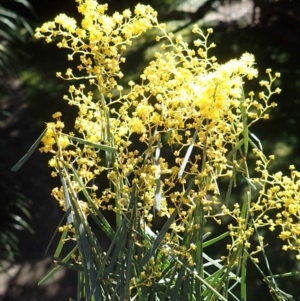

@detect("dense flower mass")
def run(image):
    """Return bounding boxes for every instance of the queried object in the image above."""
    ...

[35,1,300,287]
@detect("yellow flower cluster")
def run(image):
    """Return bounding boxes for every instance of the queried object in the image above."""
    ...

[251,153,300,258]
[35,0,157,93]
[35,0,300,265]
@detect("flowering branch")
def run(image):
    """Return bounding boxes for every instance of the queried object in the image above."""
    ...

[24,0,299,300]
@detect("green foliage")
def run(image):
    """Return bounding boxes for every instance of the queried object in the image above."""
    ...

[0,0,34,266]
[0,161,33,264]
[0,0,34,70]
[12,0,300,300]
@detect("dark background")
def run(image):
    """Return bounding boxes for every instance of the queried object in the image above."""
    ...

[1,0,300,300]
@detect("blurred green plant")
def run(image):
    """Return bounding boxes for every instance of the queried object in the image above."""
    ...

[0,0,34,266]
[0,162,33,263]
[12,0,300,300]
[0,0,34,70]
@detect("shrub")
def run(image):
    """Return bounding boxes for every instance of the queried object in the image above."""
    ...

[13,1,299,300]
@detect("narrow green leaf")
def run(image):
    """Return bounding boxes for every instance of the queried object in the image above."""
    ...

[102,186,138,279]
[54,226,69,258]
[154,135,161,211]
[77,213,101,300]
[56,261,84,272]
[59,189,73,226]
[249,132,263,151]
[178,127,199,179]
[38,245,78,285]
[171,259,188,300]
[59,166,74,224]
[140,208,178,267]
[38,266,61,286]
[64,133,116,152]
[266,271,300,278]
[201,268,225,298]
[94,221,123,280]
[11,128,47,171]
[124,230,135,300]
[226,139,244,160]
[240,249,247,301]
[243,175,257,191]
[70,163,115,240]
[240,88,249,155]
[202,231,229,248]
[61,163,102,301]
[173,256,228,301]
[203,252,238,279]
[44,210,70,257]
[225,174,234,206]
[225,139,243,205]
[249,137,268,163]
[194,202,205,299]
[76,216,100,300]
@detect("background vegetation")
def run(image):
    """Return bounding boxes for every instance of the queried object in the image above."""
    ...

[1,0,300,300]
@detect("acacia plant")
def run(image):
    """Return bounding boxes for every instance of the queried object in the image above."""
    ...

[13,0,300,300]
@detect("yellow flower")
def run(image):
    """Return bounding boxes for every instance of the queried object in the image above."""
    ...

[131,117,145,134]
[49,158,57,167]
[57,135,70,149]
[190,243,196,250]
[54,14,77,33]
[279,231,291,241]
[36,1,297,265]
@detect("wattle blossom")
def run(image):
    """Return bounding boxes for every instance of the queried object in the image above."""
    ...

[33,1,299,299]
